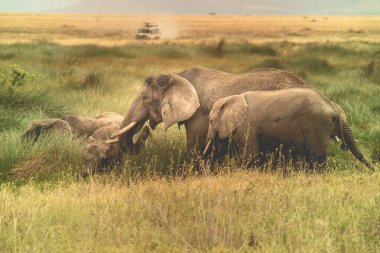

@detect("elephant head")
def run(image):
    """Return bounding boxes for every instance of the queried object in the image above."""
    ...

[82,124,121,177]
[82,125,151,177]
[331,102,373,169]
[204,95,248,155]
[111,73,200,151]
[83,135,119,174]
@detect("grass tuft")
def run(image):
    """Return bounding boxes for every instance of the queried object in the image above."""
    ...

[362,60,374,77]
[290,57,336,75]
[67,70,104,90]
[206,38,226,57]
[0,90,67,126]
[249,44,278,56]
[302,44,353,57]
[74,44,135,58]
[254,59,283,69]
[0,52,15,60]
[365,60,380,82]
[8,134,84,180]
[154,44,190,59]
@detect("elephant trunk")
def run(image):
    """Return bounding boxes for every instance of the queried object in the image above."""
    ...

[339,119,373,169]
[203,126,216,156]
[118,97,149,152]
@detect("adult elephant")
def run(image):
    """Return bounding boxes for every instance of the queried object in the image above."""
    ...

[203,88,373,169]
[111,66,307,153]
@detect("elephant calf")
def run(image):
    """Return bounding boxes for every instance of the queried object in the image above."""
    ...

[82,125,151,177]
[22,112,124,141]
[204,88,373,169]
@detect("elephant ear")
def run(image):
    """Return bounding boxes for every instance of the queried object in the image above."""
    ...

[216,95,248,139]
[159,74,200,129]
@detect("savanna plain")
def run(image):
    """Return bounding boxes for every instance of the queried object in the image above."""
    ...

[0,14,379,252]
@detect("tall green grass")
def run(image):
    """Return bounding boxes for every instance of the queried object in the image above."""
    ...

[0,130,84,181]
[0,40,379,181]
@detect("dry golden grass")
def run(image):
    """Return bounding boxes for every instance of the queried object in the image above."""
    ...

[1,170,379,252]
[1,14,380,45]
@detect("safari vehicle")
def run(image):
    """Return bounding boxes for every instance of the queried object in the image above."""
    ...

[135,22,161,40]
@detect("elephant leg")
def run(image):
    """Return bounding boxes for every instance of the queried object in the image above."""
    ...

[184,107,209,154]
[240,132,260,168]
[304,131,329,170]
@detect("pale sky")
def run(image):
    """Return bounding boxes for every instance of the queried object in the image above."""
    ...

[0,0,379,15]
[0,0,81,12]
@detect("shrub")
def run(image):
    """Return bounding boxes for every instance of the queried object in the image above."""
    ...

[0,65,66,126]
[0,65,36,92]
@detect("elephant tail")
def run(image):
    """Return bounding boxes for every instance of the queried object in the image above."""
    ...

[335,117,373,169]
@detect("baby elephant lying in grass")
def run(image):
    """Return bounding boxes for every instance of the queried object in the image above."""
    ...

[204,88,373,169]
[82,125,151,177]
[22,112,124,141]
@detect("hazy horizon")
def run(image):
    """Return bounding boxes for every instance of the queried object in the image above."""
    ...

[0,0,380,15]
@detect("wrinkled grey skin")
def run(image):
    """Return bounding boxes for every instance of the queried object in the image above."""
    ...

[82,125,151,177]
[21,119,72,141]
[117,66,307,154]
[22,112,124,141]
[206,88,373,169]
[83,123,121,175]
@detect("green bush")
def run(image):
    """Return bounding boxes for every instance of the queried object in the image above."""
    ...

[0,64,36,92]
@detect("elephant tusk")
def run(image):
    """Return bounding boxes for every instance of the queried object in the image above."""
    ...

[111,122,137,138]
[104,139,119,144]
[203,139,212,156]
[335,136,340,142]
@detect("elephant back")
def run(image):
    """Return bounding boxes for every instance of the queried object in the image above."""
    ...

[178,66,308,111]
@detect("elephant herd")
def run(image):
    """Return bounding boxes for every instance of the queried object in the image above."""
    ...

[22,66,373,175]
